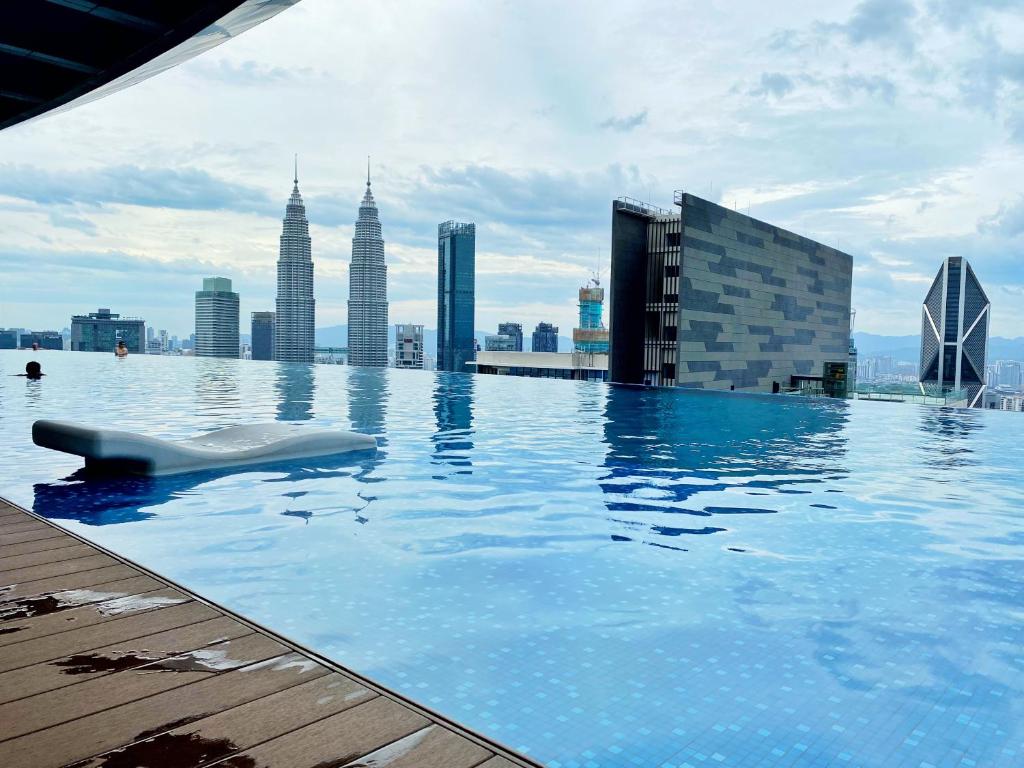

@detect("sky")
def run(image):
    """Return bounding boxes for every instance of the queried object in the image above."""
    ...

[1,0,1023,340]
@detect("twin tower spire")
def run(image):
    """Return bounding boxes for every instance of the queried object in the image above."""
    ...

[273,155,387,366]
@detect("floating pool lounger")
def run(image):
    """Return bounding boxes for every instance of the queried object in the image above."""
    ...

[32,420,376,477]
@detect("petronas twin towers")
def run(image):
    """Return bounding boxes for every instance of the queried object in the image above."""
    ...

[273,157,388,366]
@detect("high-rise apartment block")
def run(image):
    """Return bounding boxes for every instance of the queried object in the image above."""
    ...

[348,165,388,367]
[532,322,559,353]
[275,162,315,363]
[194,277,239,358]
[18,331,63,350]
[251,311,275,361]
[71,308,145,353]
[437,221,476,372]
[573,279,610,354]
[497,322,523,352]
[919,256,990,407]
[394,324,423,369]
[610,192,853,393]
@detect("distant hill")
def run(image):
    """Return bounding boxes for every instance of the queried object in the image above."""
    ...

[317,325,575,353]
[854,332,1024,361]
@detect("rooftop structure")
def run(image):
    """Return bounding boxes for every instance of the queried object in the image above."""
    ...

[469,350,608,381]
[919,256,990,408]
[610,191,853,393]
[348,160,389,367]
[274,160,315,364]
[0,1,300,132]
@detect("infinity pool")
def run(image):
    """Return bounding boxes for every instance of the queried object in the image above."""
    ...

[1,350,1022,767]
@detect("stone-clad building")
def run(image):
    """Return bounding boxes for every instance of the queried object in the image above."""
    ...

[610,192,853,392]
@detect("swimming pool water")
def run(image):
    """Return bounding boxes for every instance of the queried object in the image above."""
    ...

[1,350,1022,767]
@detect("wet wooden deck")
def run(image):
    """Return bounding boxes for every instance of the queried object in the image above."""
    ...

[0,498,540,768]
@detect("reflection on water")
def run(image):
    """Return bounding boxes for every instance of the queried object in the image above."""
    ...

[194,359,241,420]
[275,363,315,422]
[431,373,474,476]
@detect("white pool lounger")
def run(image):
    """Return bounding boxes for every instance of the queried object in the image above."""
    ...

[32,419,377,476]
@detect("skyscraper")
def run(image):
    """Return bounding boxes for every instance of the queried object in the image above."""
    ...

[347,160,388,367]
[497,322,523,351]
[437,221,476,372]
[251,311,275,361]
[195,277,239,358]
[573,279,609,353]
[532,322,559,353]
[70,308,145,353]
[919,256,990,407]
[274,159,314,363]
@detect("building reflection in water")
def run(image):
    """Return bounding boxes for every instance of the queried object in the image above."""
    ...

[917,408,982,474]
[431,372,474,477]
[275,363,315,422]
[600,386,849,548]
[345,366,388,494]
[194,359,241,420]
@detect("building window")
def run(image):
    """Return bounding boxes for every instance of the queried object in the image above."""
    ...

[664,293,678,304]
[666,232,681,247]
[665,264,679,277]
[662,363,676,380]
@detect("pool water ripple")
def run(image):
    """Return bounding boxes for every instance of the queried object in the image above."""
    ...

[1,351,1022,767]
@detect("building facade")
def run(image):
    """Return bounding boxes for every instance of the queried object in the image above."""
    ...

[251,311,275,361]
[0,329,17,349]
[18,331,63,350]
[610,192,853,392]
[573,279,610,353]
[919,256,990,408]
[531,322,559,353]
[497,322,523,351]
[274,164,315,363]
[348,166,389,367]
[394,324,424,369]
[71,308,145,353]
[194,277,239,358]
[469,351,608,381]
[485,334,518,352]
[437,221,476,372]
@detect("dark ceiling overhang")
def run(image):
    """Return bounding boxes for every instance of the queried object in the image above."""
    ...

[0,1,297,131]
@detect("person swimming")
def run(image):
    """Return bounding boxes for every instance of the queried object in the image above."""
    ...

[18,361,44,379]
[115,340,129,358]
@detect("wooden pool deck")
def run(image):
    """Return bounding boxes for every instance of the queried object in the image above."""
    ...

[0,498,541,768]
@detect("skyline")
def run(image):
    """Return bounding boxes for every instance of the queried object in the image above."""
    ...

[0,0,1022,338]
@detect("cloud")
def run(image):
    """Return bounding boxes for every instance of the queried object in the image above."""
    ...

[821,0,919,55]
[749,73,796,99]
[978,197,1024,236]
[927,0,1020,30]
[0,164,275,216]
[598,110,648,132]
[190,59,320,86]
[48,210,98,235]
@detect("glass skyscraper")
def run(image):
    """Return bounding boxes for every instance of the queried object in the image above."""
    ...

[70,308,145,353]
[274,162,315,363]
[251,311,275,361]
[347,164,388,367]
[497,322,523,351]
[919,256,990,407]
[195,277,239,358]
[436,221,475,373]
[531,322,559,353]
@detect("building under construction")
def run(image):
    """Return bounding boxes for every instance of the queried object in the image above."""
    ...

[573,279,610,354]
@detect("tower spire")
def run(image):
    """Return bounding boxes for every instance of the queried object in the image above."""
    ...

[293,153,298,186]
[367,155,371,188]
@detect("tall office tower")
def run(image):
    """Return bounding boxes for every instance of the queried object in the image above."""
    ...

[437,221,476,372]
[347,162,388,366]
[485,333,517,352]
[497,322,523,351]
[251,311,275,361]
[195,277,240,358]
[532,322,559,353]
[573,278,610,353]
[71,308,145,353]
[919,256,990,407]
[610,192,853,394]
[394,323,423,369]
[274,160,315,363]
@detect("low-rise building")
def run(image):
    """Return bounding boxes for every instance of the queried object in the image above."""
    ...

[395,323,424,369]
[71,309,145,353]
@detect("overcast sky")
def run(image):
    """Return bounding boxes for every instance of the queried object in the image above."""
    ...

[1,0,1022,339]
